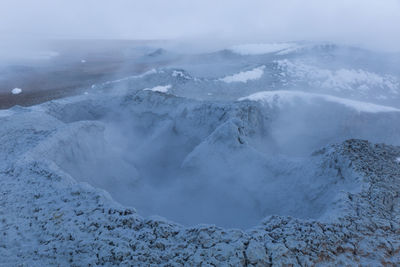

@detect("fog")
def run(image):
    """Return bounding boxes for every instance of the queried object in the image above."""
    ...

[35,43,400,228]
[0,0,400,52]
[40,78,400,228]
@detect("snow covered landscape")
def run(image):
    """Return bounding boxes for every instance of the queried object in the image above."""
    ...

[0,40,400,265]
[1,0,400,266]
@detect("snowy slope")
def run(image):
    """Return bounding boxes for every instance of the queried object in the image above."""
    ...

[274,59,400,98]
[219,66,266,83]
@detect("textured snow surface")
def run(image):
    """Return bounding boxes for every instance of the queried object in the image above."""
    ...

[219,66,265,83]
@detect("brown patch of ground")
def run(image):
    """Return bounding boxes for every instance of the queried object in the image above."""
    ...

[0,39,171,109]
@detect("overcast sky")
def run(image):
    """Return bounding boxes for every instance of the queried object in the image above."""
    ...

[0,0,399,52]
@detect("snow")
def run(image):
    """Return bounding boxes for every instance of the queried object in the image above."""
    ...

[11,88,22,94]
[143,84,172,93]
[240,90,400,113]
[172,70,191,79]
[219,66,265,83]
[7,90,382,229]
[1,43,400,265]
[229,43,297,55]
[275,60,400,95]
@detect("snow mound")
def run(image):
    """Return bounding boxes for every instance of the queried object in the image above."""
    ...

[11,88,22,94]
[240,90,400,113]
[143,84,172,93]
[229,43,297,55]
[219,66,265,83]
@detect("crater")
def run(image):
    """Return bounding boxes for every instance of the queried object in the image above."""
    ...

[32,91,375,229]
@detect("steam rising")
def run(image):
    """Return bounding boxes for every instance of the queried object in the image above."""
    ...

[1,1,400,229]
[0,0,400,52]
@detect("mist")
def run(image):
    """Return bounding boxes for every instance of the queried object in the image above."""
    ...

[3,1,400,264]
[1,0,400,228]
[0,0,400,52]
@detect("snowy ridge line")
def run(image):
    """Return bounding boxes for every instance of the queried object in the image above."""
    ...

[219,66,266,83]
[239,90,400,113]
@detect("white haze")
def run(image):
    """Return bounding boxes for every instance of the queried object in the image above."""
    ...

[0,0,400,52]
